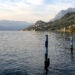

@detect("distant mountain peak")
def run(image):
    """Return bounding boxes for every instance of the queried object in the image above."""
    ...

[0,20,32,30]
[52,8,75,21]
[35,20,46,25]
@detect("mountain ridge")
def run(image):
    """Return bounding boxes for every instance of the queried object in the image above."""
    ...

[0,20,32,30]
[52,8,75,21]
[24,12,75,31]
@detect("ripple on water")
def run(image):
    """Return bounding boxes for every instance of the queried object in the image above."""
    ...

[0,31,75,75]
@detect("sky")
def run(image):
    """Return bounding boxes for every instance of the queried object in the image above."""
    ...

[0,0,75,23]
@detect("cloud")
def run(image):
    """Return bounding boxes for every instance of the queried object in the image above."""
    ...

[0,0,75,22]
[26,0,44,5]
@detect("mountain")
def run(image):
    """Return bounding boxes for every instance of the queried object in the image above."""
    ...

[24,12,75,31]
[0,20,32,30]
[52,8,75,21]
[23,20,48,31]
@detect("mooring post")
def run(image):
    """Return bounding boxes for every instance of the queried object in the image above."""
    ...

[70,25,73,53]
[70,36,73,53]
[45,35,48,60]
[44,35,50,74]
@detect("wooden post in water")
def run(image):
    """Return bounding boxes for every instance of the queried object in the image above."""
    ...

[70,36,73,53]
[45,35,48,60]
[44,35,50,74]
[70,25,73,53]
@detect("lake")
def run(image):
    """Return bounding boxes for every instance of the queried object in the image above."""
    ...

[0,31,75,75]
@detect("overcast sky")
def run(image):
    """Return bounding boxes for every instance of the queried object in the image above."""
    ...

[0,0,75,23]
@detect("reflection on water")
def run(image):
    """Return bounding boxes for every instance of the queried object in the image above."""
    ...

[70,50,74,61]
[0,31,75,75]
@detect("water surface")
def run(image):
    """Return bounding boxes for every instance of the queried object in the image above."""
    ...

[0,31,75,75]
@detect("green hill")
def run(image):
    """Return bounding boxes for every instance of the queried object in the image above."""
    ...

[24,12,75,31]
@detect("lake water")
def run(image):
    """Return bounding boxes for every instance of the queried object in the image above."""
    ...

[0,31,75,75]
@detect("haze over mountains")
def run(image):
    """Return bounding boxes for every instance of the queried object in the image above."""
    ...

[52,8,75,21]
[0,20,32,30]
